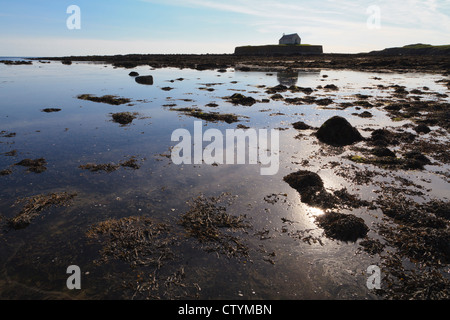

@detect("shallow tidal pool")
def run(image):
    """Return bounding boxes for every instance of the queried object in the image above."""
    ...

[0,60,448,299]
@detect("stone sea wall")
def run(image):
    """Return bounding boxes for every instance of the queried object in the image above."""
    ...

[234,45,323,56]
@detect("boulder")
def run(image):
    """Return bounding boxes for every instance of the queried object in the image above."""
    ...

[414,123,431,134]
[371,147,396,157]
[283,170,335,209]
[135,75,154,85]
[315,116,363,146]
[316,211,369,242]
[129,71,139,77]
[292,121,312,130]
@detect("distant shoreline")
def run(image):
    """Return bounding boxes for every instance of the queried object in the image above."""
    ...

[2,43,448,73]
[26,50,449,74]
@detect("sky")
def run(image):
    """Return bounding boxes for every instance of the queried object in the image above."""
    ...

[0,0,449,56]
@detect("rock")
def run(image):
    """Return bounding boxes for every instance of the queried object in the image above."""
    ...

[414,123,431,134]
[292,121,312,130]
[369,129,416,147]
[15,158,47,173]
[129,71,139,77]
[315,211,369,242]
[403,151,431,169]
[315,116,363,146]
[226,93,256,106]
[283,170,335,209]
[111,112,137,125]
[237,66,251,72]
[315,98,334,106]
[135,75,154,85]
[324,84,339,91]
[371,147,396,157]
[41,108,61,113]
[270,94,284,101]
[357,111,373,118]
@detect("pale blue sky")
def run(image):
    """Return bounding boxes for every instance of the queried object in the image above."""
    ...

[1,0,449,56]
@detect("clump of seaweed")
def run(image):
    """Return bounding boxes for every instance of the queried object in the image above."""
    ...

[377,194,448,233]
[0,60,32,65]
[359,238,385,255]
[315,211,369,242]
[41,108,62,113]
[225,93,257,106]
[77,94,131,105]
[377,254,450,300]
[9,192,77,229]
[79,156,142,173]
[15,158,47,173]
[180,193,251,258]
[79,163,120,173]
[0,169,12,176]
[283,170,369,210]
[111,112,138,125]
[172,108,240,124]
[87,216,176,268]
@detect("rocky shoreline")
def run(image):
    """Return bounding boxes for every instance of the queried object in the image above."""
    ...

[34,53,450,74]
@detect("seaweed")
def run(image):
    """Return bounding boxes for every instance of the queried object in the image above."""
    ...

[111,112,138,125]
[41,108,61,113]
[225,93,257,106]
[315,211,369,242]
[179,193,251,258]
[172,108,240,124]
[9,192,77,229]
[77,94,131,105]
[87,216,175,268]
[15,158,47,173]
[79,156,142,173]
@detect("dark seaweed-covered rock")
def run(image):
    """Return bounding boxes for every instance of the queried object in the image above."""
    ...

[41,108,61,113]
[111,112,137,125]
[226,93,256,106]
[315,116,363,146]
[265,84,288,94]
[356,111,373,118]
[292,121,312,130]
[414,123,431,134]
[289,86,313,94]
[371,147,396,158]
[284,170,369,210]
[0,169,12,176]
[283,171,334,209]
[316,212,369,242]
[324,84,339,91]
[315,98,334,106]
[369,129,416,147]
[78,94,131,105]
[135,75,154,85]
[403,151,431,169]
[129,71,139,77]
[15,158,47,173]
[270,94,284,101]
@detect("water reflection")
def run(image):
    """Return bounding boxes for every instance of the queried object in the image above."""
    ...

[307,207,325,218]
[277,70,321,86]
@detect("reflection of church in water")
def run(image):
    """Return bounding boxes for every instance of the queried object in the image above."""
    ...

[276,70,321,87]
